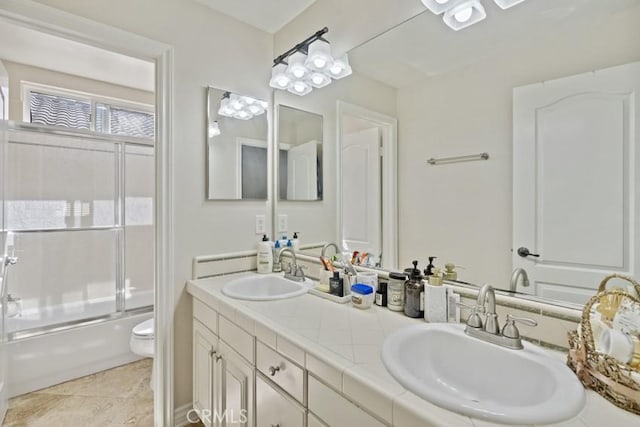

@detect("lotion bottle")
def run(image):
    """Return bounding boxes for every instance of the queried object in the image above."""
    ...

[257,234,273,274]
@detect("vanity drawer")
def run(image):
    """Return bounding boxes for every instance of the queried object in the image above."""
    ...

[219,315,255,364]
[257,340,305,404]
[256,374,305,427]
[193,299,218,334]
[308,375,385,427]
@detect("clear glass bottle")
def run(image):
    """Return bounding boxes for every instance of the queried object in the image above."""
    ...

[404,260,424,318]
[387,272,407,311]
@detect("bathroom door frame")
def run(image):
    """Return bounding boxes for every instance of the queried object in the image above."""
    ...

[0,2,175,426]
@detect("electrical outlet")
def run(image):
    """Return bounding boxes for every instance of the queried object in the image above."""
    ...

[278,214,288,233]
[255,215,266,235]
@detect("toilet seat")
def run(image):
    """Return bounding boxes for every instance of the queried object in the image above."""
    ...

[132,318,154,340]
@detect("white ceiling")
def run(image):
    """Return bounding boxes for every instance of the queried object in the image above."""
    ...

[350,0,640,88]
[193,0,317,33]
[0,21,154,92]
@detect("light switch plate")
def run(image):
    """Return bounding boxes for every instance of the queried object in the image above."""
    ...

[278,214,288,233]
[255,215,266,235]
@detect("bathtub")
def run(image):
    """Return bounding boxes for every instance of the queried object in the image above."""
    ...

[7,291,153,397]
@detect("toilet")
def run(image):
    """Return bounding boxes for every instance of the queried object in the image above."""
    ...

[130,318,155,389]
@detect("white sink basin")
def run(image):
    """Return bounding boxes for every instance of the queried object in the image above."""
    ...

[381,323,585,425]
[222,274,314,301]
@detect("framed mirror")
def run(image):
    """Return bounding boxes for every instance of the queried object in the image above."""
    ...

[206,86,269,200]
[273,0,640,309]
[277,105,323,201]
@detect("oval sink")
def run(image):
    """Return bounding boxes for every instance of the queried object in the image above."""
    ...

[382,323,585,425]
[222,274,314,301]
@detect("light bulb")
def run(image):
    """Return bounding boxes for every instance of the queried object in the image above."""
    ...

[330,64,343,75]
[309,72,331,88]
[244,97,255,105]
[455,7,473,22]
[276,76,289,88]
[293,82,306,93]
[313,58,326,68]
[436,0,449,3]
[292,67,306,79]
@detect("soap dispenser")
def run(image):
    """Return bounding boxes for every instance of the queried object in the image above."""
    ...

[257,234,273,274]
[424,256,437,277]
[404,260,424,318]
[425,268,447,322]
[273,240,282,272]
[444,263,458,280]
[291,232,300,252]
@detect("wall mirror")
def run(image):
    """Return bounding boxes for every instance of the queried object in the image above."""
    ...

[278,0,640,309]
[206,86,269,200]
[277,105,323,201]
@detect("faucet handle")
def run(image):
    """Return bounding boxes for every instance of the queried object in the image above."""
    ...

[294,265,307,278]
[501,314,538,339]
[456,302,483,329]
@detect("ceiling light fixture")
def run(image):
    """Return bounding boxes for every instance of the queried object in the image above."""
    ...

[422,0,526,31]
[217,92,267,120]
[270,27,352,96]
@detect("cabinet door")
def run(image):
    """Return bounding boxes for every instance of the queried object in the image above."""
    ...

[256,374,305,427]
[193,320,219,427]
[220,341,254,427]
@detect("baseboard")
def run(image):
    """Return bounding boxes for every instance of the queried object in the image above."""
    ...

[174,403,194,427]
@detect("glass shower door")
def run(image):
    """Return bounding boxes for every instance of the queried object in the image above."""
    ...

[0,120,10,422]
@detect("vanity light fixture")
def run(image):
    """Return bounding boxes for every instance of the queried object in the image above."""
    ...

[443,0,486,31]
[422,0,526,30]
[270,27,352,96]
[493,0,526,9]
[217,92,267,120]
[208,121,221,137]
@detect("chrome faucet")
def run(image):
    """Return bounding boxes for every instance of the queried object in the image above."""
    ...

[461,284,537,350]
[321,242,340,258]
[509,268,530,292]
[275,247,306,282]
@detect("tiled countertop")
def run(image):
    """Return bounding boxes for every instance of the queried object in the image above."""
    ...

[186,272,639,427]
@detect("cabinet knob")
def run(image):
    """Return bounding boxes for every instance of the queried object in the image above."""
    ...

[269,365,280,376]
[215,355,222,362]
[270,424,280,427]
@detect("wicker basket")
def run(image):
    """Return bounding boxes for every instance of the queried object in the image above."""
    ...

[567,274,640,414]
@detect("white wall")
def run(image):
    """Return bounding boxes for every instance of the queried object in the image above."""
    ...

[397,5,640,287]
[30,0,274,408]
[274,72,397,245]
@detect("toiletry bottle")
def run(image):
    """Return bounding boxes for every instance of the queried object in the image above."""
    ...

[279,235,288,248]
[425,268,447,322]
[444,263,458,280]
[329,271,344,297]
[404,260,424,318]
[272,240,282,272]
[388,272,407,312]
[375,282,388,307]
[257,234,273,274]
[291,232,300,252]
[424,256,437,278]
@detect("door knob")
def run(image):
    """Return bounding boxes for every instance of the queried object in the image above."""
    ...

[4,256,18,266]
[517,247,539,258]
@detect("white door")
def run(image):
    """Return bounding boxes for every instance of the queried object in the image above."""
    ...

[286,140,318,200]
[513,62,640,304]
[341,127,381,257]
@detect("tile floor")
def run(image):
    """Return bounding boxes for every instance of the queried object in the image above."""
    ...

[3,359,156,427]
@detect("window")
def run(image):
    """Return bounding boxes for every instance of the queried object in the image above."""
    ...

[24,83,154,140]
[29,91,91,130]
[96,103,155,139]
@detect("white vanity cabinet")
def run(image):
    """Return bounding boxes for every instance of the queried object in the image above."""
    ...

[193,301,254,427]
[191,295,387,427]
[193,319,219,427]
